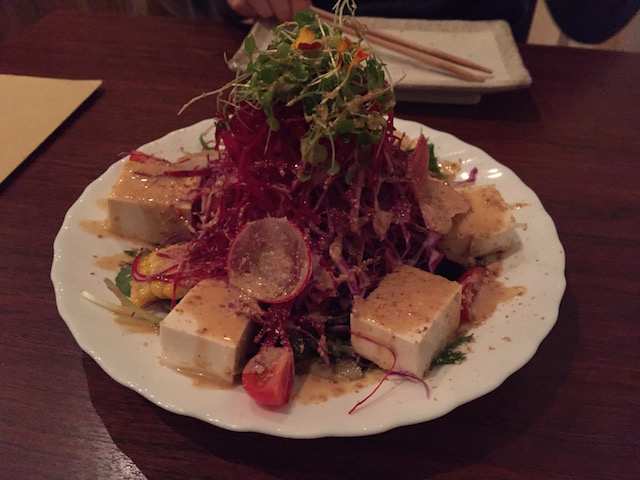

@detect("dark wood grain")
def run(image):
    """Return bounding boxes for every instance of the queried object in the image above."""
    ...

[1,11,639,480]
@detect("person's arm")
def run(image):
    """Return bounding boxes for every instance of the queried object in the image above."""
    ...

[218,0,311,22]
[545,0,640,43]
[156,0,311,23]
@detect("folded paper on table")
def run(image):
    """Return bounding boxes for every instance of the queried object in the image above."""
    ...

[0,75,102,184]
[230,19,531,105]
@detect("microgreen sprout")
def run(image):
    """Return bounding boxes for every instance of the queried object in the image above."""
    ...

[181,3,395,179]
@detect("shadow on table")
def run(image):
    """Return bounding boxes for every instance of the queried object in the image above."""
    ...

[85,282,577,480]
[395,88,541,124]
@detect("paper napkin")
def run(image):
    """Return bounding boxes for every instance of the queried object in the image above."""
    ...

[0,74,102,184]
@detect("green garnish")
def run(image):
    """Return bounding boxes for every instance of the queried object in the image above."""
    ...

[431,334,474,367]
[81,279,163,325]
[180,0,395,179]
[115,248,148,296]
[199,132,215,151]
[115,263,132,297]
[427,140,445,180]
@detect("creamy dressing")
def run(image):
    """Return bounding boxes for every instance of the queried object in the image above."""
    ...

[109,158,198,205]
[354,265,459,333]
[107,158,199,243]
[169,360,385,404]
[455,185,513,238]
[464,274,526,329]
[79,218,113,238]
[173,366,237,389]
[114,314,159,334]
[172,282,250,343]
[93,252,131,271]
[294,369,385,405]
[96,197,108,212]
[81,199,155,244]
[439,160,462,182]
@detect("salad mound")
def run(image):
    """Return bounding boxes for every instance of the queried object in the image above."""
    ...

[103,3,506,409]
[181,10,443,348]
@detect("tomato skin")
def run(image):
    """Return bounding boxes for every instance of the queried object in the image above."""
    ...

[241,346,294,407]
[458,266,487,323]
[128,150,151,163]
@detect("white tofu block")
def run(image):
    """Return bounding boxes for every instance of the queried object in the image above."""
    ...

[439,185,515,266]
[159,279,256,384]
[107,157,198,244]
[350,265,461,377]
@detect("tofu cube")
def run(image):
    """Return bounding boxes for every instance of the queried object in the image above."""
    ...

[107,156,198,244]
[439,185,515,266]
[350,265,461,377]
[159,279,256,384]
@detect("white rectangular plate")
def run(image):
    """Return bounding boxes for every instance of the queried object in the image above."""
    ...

[230,18,532,104]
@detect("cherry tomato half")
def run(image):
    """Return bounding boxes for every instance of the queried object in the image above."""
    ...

[241,346,294,407]
[458,266,487,323]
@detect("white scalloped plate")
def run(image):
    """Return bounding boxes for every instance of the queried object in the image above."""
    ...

[51,118,565,438]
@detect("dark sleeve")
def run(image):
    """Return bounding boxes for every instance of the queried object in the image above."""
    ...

[212,0,245,23]
[154,0,244,22]
[545,0,640,43]
[314,0,536,42]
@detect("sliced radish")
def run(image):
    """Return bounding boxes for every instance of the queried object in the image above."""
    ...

[227,217,311,303]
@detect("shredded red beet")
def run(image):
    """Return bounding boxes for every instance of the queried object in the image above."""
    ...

[347,330,430,414]
[150,101,443,358]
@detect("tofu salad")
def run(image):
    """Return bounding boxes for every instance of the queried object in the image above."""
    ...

[92,3,520,410]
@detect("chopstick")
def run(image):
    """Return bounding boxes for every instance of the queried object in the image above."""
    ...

[310,7,492,83]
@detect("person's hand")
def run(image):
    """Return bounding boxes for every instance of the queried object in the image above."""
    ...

[227,0,312,22]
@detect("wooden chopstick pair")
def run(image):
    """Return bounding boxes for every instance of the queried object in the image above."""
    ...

[310,6,492,83]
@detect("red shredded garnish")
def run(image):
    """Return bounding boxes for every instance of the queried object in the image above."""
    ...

[347,330,429,414]
[348,331,397,414]
[150,101,448,352]
[452,166,478,186]
[128,150,168,164]
[138,83,465,399]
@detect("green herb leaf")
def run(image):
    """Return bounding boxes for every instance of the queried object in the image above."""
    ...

[356,131,373,146]
[276,42,290,58]
[365,61,384,89]
[344,167,356,185]
[427,140,444,179]
[292,63,309,80]
[258,66,278,84]
[294,9,316,27]
[115,262,132,297]
[326,161,340,175]
[298,169,312,182]
[308,143,328,166]
[244,34,256,55]
[199,132,214,151]
[266,116,280,131]
[431,334,473,367]
[334,119,355,134]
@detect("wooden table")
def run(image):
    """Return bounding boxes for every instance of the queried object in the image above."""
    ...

[1,11,638,479]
